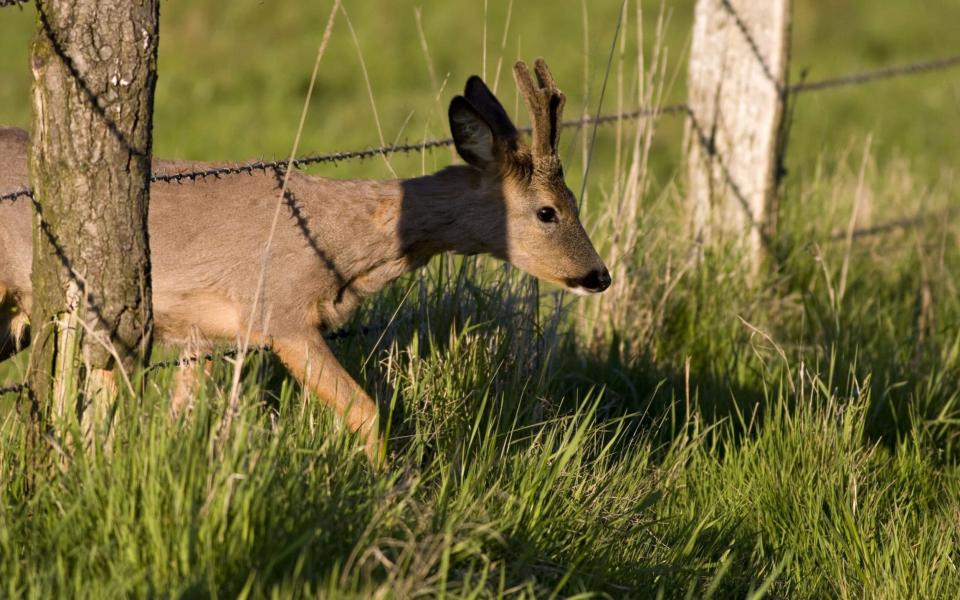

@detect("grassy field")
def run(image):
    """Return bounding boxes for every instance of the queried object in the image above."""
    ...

[2,0,960,597]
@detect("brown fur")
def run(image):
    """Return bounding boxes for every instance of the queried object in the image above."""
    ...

[0,61,608,461]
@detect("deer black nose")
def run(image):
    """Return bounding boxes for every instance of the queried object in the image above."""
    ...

[579,268,611,292]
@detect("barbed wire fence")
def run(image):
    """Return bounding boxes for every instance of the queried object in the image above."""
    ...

[2,52,959,393]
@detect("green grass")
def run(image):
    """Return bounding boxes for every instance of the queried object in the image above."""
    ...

[2,1,960,597]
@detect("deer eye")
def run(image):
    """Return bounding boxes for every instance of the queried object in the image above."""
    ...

[537,206,558,223]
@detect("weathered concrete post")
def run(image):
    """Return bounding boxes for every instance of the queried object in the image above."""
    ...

[685,0,792,271]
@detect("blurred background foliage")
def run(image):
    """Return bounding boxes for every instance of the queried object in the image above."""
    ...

[1,0,957,185]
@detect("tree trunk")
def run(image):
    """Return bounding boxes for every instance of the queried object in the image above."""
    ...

[27,0,158,442]
[685,0,791,273]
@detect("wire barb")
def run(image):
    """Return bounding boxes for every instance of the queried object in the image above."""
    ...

[0,188,34,203]
[0,381,27,396]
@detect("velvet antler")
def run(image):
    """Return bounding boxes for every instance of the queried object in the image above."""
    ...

[513,58,566,163]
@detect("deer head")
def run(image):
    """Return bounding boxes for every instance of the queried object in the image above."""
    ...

[447,58,611,294]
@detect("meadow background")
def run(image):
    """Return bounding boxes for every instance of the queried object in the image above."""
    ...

[2,0,960,597]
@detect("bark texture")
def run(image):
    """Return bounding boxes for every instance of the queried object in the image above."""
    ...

[685,0,791,269]
[28,0,158,409]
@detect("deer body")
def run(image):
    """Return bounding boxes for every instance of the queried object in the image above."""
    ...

[0,61,610,462]
[1,132,495,337]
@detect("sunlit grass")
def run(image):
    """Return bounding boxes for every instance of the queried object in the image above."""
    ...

[2,0,960,597]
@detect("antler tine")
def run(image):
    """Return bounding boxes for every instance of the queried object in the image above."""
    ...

[532,58,557,92]
[533,57,567,125]
[513,60,541,112]
[513,59,565,162]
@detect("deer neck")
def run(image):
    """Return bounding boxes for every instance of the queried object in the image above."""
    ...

[302,165,505,326]
[395,165,505,266]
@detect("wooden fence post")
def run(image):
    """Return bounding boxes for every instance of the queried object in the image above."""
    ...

[685,0,791,271]
[28,0,158,454]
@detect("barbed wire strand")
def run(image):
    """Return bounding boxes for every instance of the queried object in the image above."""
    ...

[1,54,955,197]
[2,53,960,380]
[827,207,960,242]
[143,54,960,184]
[789,54,960,94]
[146,323,386,371]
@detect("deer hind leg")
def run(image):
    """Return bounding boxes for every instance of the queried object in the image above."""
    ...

[170,358,214,418]
[271,332,382,464]
[0,308,15,363]
[170,330,213,418]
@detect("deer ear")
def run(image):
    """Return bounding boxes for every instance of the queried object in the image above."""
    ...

[449,96,497,170]
[464,76,518,140]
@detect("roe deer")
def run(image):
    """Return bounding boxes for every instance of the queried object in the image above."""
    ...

[0,59,610,461]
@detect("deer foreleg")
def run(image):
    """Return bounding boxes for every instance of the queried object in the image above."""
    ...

[272,334,382,464]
